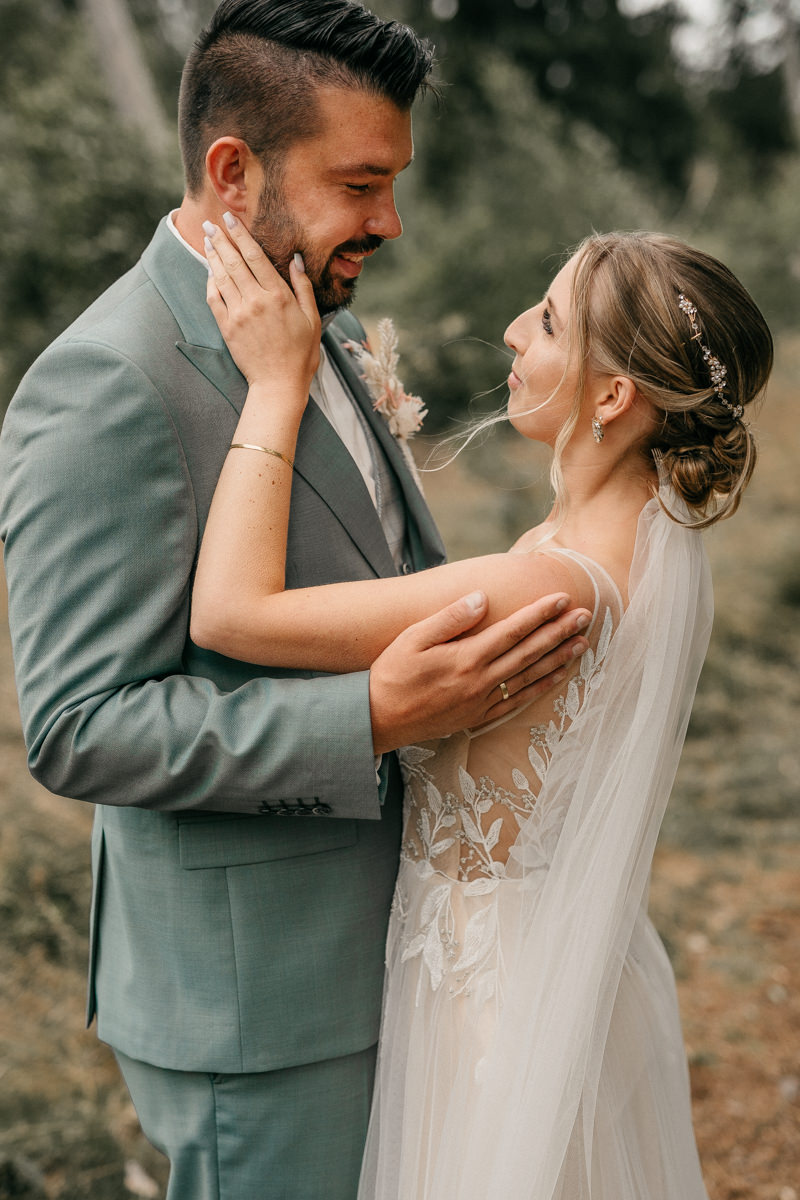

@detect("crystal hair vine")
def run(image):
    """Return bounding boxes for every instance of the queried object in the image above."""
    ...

[677,294,743,419]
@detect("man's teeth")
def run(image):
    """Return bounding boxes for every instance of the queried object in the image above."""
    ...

[339,253,365,262]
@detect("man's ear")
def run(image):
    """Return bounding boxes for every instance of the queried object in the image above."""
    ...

[205,137,262,217]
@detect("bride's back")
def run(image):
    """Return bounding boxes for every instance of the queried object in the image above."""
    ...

[400,547,625,889]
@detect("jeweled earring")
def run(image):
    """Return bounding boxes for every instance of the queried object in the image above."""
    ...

[592,415,604,444]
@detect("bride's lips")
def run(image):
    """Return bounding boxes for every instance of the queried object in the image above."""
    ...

[508,367,523,390]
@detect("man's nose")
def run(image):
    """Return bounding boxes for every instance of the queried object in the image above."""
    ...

[366,194,403,241]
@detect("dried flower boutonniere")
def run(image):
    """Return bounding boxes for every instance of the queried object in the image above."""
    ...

[344,317,427,491]
[344,318,427,440]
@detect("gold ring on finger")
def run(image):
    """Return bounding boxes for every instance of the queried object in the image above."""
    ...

[498,680,510,701]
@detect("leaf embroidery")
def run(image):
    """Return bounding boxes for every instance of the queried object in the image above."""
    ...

[394,604,616,1005]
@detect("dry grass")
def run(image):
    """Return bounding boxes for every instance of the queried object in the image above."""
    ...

[1,338,798,1198]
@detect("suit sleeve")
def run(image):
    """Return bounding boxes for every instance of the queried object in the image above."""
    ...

[0,339,382,819]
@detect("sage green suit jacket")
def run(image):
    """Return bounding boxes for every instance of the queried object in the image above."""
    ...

[0,219,445,1073]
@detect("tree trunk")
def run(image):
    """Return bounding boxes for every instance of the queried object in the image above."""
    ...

[773,0,800,144]
[78,0,173,159]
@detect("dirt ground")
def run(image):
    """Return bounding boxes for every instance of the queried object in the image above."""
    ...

[650,846,799,1199]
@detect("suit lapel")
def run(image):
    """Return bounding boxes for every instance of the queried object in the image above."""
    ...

[325,321,446,569]
[142,219,249,417]
[139,219,402,576]
[292,404,397,578]
[176,343,249,414]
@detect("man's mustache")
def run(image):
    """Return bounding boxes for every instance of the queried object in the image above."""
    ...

[331,235,384,258]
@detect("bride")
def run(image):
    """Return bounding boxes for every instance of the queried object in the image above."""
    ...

[191,221,772,1199]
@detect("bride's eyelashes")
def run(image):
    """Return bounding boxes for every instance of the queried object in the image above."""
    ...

[542,308,554,335]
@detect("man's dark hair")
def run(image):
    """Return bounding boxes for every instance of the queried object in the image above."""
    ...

[179,0,436,194]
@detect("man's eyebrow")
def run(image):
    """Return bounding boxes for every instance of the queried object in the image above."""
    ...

[330,157,414,177]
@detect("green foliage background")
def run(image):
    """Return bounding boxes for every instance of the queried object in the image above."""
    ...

[358,0,800,428]
[1,0,798,428]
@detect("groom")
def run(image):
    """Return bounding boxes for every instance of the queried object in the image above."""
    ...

[0,2,589,1197]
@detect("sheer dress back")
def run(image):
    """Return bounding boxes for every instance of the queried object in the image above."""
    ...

[359,496,713,1200]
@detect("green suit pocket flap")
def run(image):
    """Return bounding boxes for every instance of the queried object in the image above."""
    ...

[178,815,358,870]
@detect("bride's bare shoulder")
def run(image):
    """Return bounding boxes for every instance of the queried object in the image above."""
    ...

[471,546,599,626]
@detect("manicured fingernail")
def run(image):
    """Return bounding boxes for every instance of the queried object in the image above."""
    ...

[222,211,237,230]
[203,236,213,256]
[555,596,568,612]
[552,669,566,685]
[575,613,590,630]
[293,252,306,273]
[202,220,216,237]
[464,591,485,614]
[572,642,587,657]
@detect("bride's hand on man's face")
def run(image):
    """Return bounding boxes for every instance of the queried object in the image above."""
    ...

[203,213,321,393]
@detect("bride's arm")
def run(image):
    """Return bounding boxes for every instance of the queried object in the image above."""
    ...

[192,219,591,673]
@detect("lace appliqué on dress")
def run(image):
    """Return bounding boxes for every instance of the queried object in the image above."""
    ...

[527,605,613,786]
[394,606,615,1007]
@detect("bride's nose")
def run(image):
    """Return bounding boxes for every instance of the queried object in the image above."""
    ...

[504,315,523,353]
[504,306,534,353]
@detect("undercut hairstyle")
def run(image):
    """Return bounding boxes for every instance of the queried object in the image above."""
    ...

[179,0,436,195]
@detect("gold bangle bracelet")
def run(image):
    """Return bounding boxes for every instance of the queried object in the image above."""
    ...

[229,442,294,469]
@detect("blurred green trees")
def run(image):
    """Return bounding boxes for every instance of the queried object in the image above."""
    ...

[360,0,800,427]
[371,0,698,193]
[0,0,798,424]
[0,0,183,402]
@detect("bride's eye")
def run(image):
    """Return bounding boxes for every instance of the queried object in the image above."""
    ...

[542,308,554,335]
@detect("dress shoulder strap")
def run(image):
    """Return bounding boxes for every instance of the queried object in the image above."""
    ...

[538,545,626,634]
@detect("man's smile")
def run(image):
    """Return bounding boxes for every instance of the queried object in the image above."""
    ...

[332,247,377,277]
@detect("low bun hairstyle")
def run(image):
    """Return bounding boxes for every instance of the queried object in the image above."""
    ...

[568,233,773,528]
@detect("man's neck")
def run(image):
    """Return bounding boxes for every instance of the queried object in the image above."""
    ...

[167,210,207,267]
[173,195,223,257]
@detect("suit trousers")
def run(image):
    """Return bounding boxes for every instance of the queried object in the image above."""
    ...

[113,1044,377,1200]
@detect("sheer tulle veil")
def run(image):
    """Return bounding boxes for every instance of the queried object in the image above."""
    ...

[360,484,713,1199]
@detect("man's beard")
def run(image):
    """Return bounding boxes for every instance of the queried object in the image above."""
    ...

[252,178,383,316]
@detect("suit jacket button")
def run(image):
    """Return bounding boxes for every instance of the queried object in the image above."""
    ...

[312,804,332,816]
[401,561,413,575]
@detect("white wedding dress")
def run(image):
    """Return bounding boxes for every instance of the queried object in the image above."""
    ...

[359,489,712,1200]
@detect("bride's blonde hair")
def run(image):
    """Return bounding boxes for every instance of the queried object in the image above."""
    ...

[554,231,773,529]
